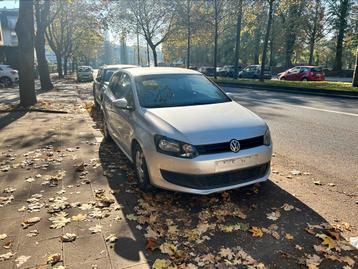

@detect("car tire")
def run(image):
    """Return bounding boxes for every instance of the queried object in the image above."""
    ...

[301,77,308,81]
[133,144,152,191]
[0,77,12,87]
[280,77,286,80]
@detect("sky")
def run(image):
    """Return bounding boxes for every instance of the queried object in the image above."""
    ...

[0,0,18,9]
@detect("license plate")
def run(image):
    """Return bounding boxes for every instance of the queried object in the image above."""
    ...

[215,156,252,172]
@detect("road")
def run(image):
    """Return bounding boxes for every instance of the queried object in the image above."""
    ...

[224,87,358,189]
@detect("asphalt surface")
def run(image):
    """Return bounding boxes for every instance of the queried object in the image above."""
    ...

[224,87,358,190]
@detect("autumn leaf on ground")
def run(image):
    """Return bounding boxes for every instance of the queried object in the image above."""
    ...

[21,217,41,229]
[49,212,71,229]
[0,234,7,240]
[316,234,338,250]
[145,237,157,251]
[285,233,294,240]
[152,259,176,269]
[145,227,160,239]
[61,233,76,242]
[200,253,215,265]
[89,224,102,234]
[219,247,234,260]
[26,230,39,237]
[47,253,62,265]
[305,254,322,269]
[15,255,31,267]
[250,227,264,237]
[126,214,138,221]
[159,242,177,256]
[282,203,294,211]
[105,234,118,243]
[266,211,281,221]
[3,240,12,249]
[71,213,87,221]
[0,252,15,261]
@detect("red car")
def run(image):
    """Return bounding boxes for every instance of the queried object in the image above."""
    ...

[278,66,325,81]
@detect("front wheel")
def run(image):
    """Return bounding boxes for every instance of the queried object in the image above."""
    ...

[134,145,152,191]
[280,77,286,80]
[301,77,308,81]
[103,120,113,142]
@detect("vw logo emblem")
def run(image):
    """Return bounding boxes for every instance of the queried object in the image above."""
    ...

[230,139,240,153]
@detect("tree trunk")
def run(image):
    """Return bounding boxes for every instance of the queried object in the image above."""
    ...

[63,56,68,76]
[234,0,243,79]
[213,0,218,79]
[146,42,150,66]
[260,0,274,82]
[15,0,37,106]
[56,54,63,78]
[353,47,358,87]
[308,0,320,66]
[150,44,158,66]
[34,0,53,91]
[71,57,75,73]
[186,0,191,69]
[136,25,140,65]
[333,0,349,72]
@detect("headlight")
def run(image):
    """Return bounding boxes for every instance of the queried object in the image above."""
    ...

[264,128,271,146]
[154,135,198,159]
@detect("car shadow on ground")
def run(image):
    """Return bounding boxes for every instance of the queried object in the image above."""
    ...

[98,140,357,269]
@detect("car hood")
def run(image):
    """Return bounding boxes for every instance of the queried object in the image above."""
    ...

[143,101,267,145]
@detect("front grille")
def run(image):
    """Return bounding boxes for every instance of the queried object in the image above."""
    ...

[195,136,264,155]
[161,162,269,190]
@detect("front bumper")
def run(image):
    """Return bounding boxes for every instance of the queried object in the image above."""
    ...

[144,145,272,194]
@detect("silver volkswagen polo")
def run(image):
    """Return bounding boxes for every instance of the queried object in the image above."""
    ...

[101,67,272,194]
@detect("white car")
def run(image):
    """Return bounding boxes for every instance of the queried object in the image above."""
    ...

[0,65,19,86]
[102,67,272,194]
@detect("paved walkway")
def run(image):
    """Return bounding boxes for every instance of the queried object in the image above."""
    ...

[0,80,357,269]
[0,81,149,269]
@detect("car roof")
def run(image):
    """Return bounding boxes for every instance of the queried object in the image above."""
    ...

[124,67,201,77]
[102,64,138,70]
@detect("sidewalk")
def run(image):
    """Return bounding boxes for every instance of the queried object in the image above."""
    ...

[0,81,149,269]
[0,80,357,269]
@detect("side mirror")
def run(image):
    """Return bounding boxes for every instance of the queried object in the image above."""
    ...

[113,98,133,110]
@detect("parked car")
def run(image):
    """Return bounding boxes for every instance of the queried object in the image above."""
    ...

[77,66,93,82]
[0,64,19,86]
[278,66,325,81]
[238,65,272,80]
[101,67,272,194]
[216,67,226,77]
[93,64,137,109]
[198,66,216,76]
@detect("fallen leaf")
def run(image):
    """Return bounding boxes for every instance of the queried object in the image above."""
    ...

[21,217,41,229]
[290,170,301,176]
[145,237,157,251]
[305,254,322,269]
[285,233,294,240]
[313,180,322,186]
[159,242,177,256]
[250,227,264,237]
[15,255,31,267]
[0,252,15,261]
[316,234,337,250]
[219,247,234,260]
[26,230,39,237]
[47,253,62,265]
[105,234,118,243]
[71,213,87,221]
[152,259,170,269]
[49,212,70,229]
[0,234,7,240]
[61,233,76,242]
[3,240,12,249]
[266,211,281,221]
[282,203,294,211]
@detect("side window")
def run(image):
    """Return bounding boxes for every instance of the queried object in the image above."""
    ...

[110,73,134,106]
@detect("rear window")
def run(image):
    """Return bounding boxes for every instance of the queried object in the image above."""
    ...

[79,67,92,72]
[103,69,118,82]
[311,67,322,72]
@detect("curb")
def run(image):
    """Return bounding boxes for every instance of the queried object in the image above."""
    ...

[217,82,358,99]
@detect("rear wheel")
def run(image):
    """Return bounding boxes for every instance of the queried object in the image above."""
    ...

[0,77,12,87]
[134,144,152,191]
[280,77,286,80]
[301,77,308,81]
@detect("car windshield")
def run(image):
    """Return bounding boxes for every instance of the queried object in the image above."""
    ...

[135,74,231,108]
[79,67,91,72]
[103,69,118,82]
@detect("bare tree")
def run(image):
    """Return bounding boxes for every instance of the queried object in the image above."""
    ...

[353,46,358,87]
[260,0,275,82]
[234,0,243,78]
[15,0,37,106]
[34,0,53,90]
